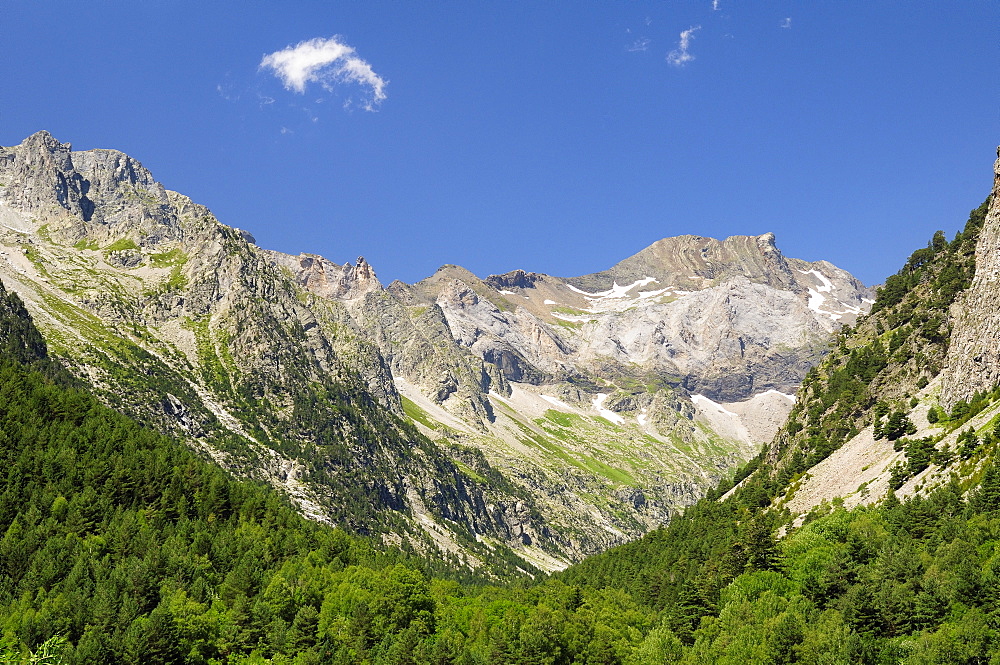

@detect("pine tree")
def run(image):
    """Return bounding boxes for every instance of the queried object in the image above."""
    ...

[972,456,1000,512]
[741,519,782,573]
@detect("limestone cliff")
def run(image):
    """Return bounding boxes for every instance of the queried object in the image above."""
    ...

[940,146,1000,408]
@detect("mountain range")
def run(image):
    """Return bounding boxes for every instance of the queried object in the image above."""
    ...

[0,131,871,570]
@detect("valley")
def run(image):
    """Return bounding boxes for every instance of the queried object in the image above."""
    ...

[3,131,1000,663]
[0,131,870,571]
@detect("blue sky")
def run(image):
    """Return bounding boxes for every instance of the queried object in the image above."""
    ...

[2,2,997,286]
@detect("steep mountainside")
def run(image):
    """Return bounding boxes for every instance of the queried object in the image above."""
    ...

[278,234,869,564]
[941,147,1000,407]
[551,144,1000,663]
[0,131,544,576]
[750,147,1000,521]
[0,131,869,569]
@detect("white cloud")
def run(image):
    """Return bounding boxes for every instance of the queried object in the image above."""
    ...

[667,26,701,67]
[712,0,720,10]
[627,38,652,52]
[780,17,792,29]
[260,36,387,111]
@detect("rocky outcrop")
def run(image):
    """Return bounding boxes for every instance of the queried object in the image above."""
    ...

[940,147,1000,408]
[571,232,799,292]
[266,251,382,301]
[486,269,543,290]
[0,131,177,246]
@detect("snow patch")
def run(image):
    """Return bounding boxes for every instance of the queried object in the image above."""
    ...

[567,277,657,299]
[498,290,516,295]
[637,409,648,426]
[567,277,657,300]
[798,268,833,292]
[807,288,833,316]
[562,276,694,313]
[762,388,796,402]
[544,299,558,305]
[691,394,738,417]
[592,393,625,425]
[540,394,573,411]
[806,288,863,322]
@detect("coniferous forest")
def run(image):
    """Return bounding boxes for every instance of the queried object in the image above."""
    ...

[6,201,1000,664]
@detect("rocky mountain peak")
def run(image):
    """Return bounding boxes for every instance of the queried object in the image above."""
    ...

[0,131,80,217]
[567,232,800,294]
[0,131,174,245]
[266,251,382,300]
[20,129,71,156]
[353,255,376,282]
[485,269,542,290]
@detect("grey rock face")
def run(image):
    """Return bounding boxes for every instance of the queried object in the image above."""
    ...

[940,148,1000,408]
[340,284,503,425]
[289,231,869,562]
[0,131,174,245]
[402,234,871,403]
[486,269,543,290]
[577,276,829,400]
[266,251,382,301]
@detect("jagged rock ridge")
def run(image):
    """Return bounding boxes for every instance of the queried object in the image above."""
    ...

[0,131,550,576]
[397,232,871,403]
